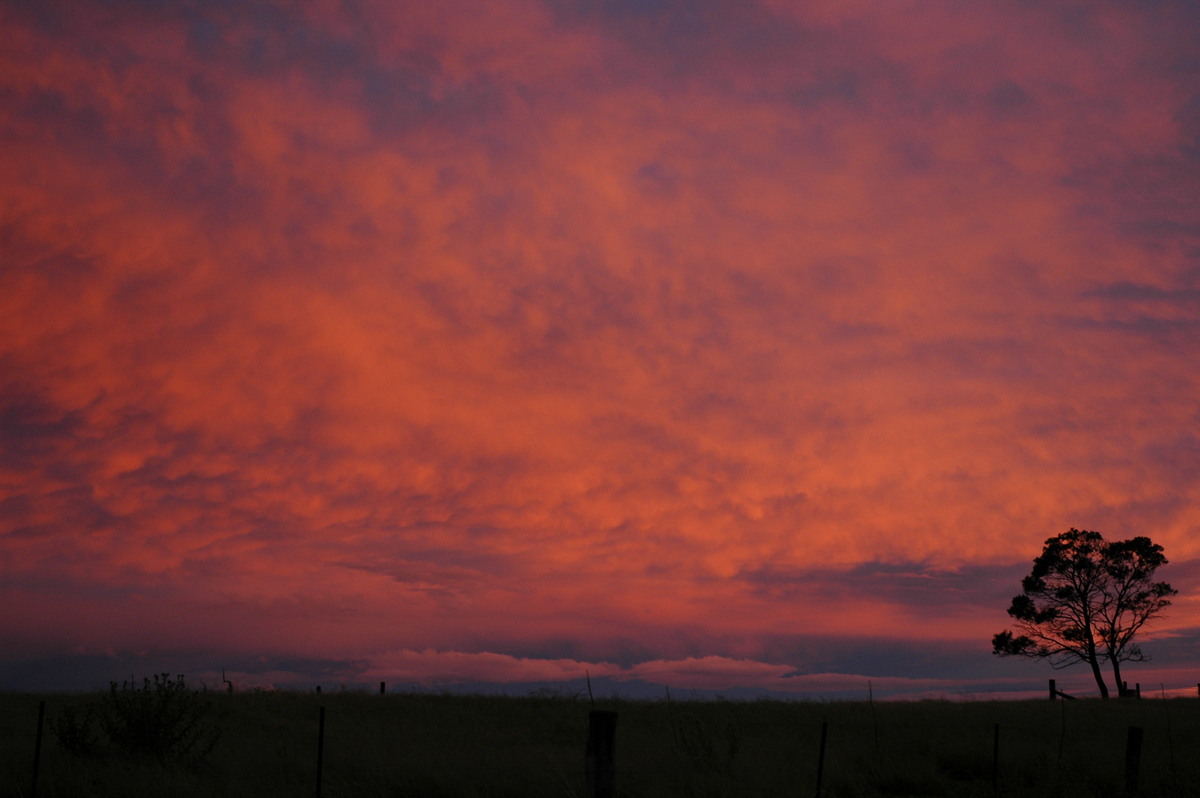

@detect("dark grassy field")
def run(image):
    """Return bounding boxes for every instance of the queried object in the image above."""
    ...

[3,688,1199,797]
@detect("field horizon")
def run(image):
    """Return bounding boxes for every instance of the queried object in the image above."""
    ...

[5,685,1200,797]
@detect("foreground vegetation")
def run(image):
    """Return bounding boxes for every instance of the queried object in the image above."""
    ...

[4,686,1200,797]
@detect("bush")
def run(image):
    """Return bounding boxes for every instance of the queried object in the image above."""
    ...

[54,673,221,762]
[50,704,101,755]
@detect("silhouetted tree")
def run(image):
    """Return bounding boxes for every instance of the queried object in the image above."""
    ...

[1097,536,1176,692]
[992,528,1175,698]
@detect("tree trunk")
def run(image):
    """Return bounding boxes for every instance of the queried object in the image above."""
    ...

[1084,632,1110,699]
[1110,658,1125,696]
[1089,655,1110,698]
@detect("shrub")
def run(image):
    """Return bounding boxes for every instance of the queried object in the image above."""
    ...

[50,704,102,755]
[54,673,221,762]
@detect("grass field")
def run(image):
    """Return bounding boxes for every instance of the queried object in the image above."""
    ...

[3,687,1200,797]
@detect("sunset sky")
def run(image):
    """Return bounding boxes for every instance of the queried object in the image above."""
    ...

[4,0,1200,699]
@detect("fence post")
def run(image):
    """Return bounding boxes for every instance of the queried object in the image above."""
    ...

[31,700,45,798]
[315,706,326,798]
[1049,679,1056,700]
[815,720,828,798]
[1124,725,1142,796]
[586,710,617,798]
[380,681,386,695]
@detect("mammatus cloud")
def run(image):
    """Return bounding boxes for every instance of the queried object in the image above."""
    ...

[2,0,1199,693]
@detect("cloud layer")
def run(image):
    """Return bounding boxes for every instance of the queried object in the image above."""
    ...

[3,0,1199,695]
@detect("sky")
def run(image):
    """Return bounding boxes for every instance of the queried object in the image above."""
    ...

[3,0,1200,700]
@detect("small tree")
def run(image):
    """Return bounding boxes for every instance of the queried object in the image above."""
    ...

[992,528,1175,698]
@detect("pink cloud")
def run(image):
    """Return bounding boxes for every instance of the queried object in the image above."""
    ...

[2,0,1198,692]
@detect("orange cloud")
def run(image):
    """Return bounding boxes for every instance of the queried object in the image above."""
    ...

[2,0,1199,693]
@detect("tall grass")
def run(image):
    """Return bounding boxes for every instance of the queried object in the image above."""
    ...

[3,689,1199,796]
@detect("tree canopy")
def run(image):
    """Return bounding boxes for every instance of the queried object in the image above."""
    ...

[992,528,1175,698]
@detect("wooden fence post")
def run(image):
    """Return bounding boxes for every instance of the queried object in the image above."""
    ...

[31,700,45,798]
[815,720,828,798]
[1124,725,1142,796]
[586,710,617,798]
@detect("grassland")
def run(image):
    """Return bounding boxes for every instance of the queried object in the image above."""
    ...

[3,688,1200,797]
